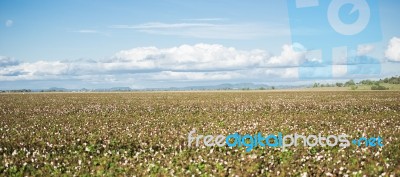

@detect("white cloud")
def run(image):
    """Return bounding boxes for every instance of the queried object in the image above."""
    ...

[4,41,388,88]
[357,44,374,56]
[110,22,288,39]
[150,71,240,81]
[72,29,109,36]
[113,44,270,70]
[267,43,306,66]
[0,60,69,81]
[5,20,13,27]
[0,43,307,82]
[113,43,308,70]
[385,37,400,62]
[0,56,19,67]
[19,61,69,76]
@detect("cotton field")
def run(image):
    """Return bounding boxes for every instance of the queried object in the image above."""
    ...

[0,91,399,176]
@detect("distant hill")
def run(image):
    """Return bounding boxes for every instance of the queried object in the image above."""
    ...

[108,87,132,91]
[44,87,69,92]
[3,76,399,92]
[143,83,305,91]
[170,83,270,90]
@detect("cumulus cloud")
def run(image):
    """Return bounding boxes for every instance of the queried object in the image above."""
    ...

[385,37,400,62]
[0,60,70,81]
[113,43,309,70]
[0,56,19,67]
[0,44,307,83]
[113,44,270,70]
[267,43,306,66]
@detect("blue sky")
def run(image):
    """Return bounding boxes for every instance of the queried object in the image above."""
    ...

[0,0,399,89]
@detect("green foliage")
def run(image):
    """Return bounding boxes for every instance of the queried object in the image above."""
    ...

[371,85,389,90]
[382,76,400,84]
[360,79,379,85]
[345,79,356,87]
[350,85,358,90]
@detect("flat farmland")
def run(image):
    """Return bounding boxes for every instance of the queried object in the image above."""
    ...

[0,91,399,176]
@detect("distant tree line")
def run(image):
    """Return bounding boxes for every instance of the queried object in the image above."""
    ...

[381,76,400,84]
[0,89,32,93]
[312,76,400,90]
